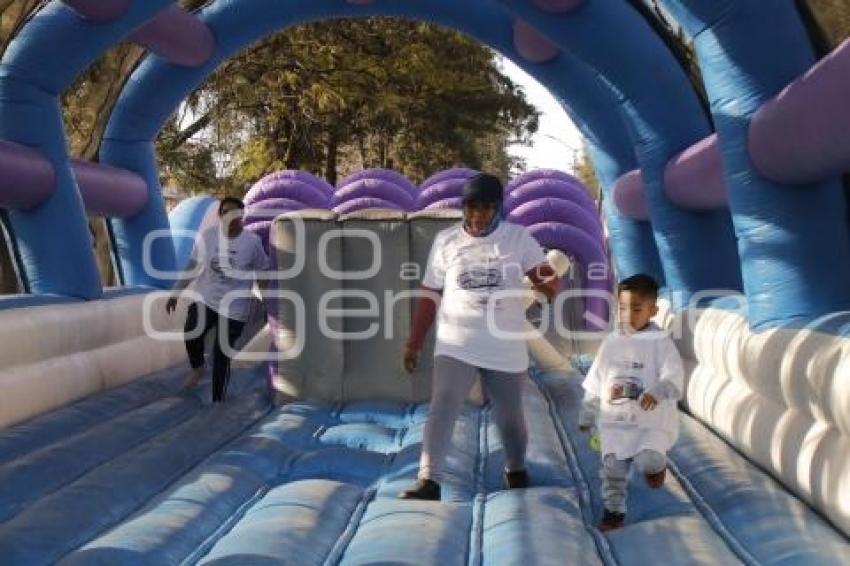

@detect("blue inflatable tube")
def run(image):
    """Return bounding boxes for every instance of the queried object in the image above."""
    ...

[97,0,663,302]
[588,143,665,285]
[167,195,217,272]
[498,0,742,306]
[661,0,850,327]
[0,0,175,297]
[102,0,665,301]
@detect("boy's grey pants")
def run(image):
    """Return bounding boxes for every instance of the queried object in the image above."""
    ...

[602,449,666,514]
[419,355,528,481]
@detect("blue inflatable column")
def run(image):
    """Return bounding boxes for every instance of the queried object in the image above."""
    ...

[586,143,664,285]
[99,140,176,288]
[0,1,176,297]
[499,0,742,307]
[662,0,850,327]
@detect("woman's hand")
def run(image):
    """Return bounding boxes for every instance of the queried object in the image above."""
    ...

[402,345,420,373]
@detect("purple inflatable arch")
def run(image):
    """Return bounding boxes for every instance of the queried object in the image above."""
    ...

[504,178,597,214]
[420,167,479,190]
[424,196,464,210]
[507,168,581,193]
[244,198,309,226]
[63,0,132,22]
[244,177,330,208]
[72,159,148,218]
[527,222,610,330]
[245,220,273,250]
[508,198,602,241]
[128,4,215,68]
[0,140,55,210]
[612,170,649,221]
[338,168,417,196]
[332,178,414,210]
[260,170,334,195]
[333,197,405,214]
[415,177,471,209]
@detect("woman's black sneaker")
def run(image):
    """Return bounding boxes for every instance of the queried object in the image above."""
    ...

[598,509,625,532]
[399,479,441,500]
[503,469,529,489]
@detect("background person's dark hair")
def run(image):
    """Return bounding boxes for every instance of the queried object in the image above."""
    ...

[617,273,659,301]
[462,173,503,205]
[218,197,245,214]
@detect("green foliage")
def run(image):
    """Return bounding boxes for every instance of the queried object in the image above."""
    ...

[801,0,850,49]
[156,18,539,194]
[575,143,601,202]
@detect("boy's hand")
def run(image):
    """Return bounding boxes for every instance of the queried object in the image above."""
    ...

[639,392,659,411]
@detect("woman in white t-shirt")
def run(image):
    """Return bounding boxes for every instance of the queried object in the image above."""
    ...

[166,197,269,403]
[400,174,560,501]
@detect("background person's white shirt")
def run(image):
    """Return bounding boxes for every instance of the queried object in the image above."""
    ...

[422,221,546,372]
[191,227,269,321]
[582,322,684,460]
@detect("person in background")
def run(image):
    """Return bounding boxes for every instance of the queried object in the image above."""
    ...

[166,197,269,403]
[579,273,684,531]
[400,173,561,501]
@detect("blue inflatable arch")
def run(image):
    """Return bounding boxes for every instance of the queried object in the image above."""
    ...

[101,0,675,289]
[1,0,849,327]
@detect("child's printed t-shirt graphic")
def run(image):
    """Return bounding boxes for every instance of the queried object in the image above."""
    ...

[582,323,684,460]
[422,222,545,372]
[603,365,646,427]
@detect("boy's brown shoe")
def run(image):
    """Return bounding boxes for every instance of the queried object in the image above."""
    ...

[598,509,625,532]
[645,467,666,489]
[503,469,529,489]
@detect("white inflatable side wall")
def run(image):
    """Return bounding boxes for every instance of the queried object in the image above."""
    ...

[674,307,850,536]
[0,293,189,429]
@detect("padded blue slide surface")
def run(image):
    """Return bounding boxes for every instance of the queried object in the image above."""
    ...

[0,365,845,565]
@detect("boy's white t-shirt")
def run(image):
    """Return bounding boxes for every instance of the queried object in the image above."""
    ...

[582,322,684,460]
[190,227,269,321]
[422,221,546,372]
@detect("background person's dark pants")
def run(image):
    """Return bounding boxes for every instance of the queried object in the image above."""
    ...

[184,302,245,402]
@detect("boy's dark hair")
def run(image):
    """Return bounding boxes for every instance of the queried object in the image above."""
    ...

[617,273,659,301]
[218,197,245,214]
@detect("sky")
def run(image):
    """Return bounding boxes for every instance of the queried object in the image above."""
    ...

[498,57,585,175]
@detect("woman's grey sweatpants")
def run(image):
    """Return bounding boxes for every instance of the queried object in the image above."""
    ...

[418,355,528,481]
[602,450,667,513]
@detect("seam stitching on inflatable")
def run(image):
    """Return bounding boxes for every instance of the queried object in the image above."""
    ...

[181,483,272,566]
[666,457,760,566]
[322,486,376,565]
[533,370,619,566]
[0,371,182,466]
[0,397,202,523]
[57,394,272,564]
[468,405,488,566]
[468,492,486,566]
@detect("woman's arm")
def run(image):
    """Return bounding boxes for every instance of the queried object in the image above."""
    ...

[525,262,560,302]
[406,286,442,351]
[402,286,442,373]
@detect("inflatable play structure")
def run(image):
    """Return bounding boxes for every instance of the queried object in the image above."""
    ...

[0,1,848,564]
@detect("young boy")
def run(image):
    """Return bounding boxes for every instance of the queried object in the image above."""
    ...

[579,274,684,532]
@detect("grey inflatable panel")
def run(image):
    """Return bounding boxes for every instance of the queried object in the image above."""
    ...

[339,213,413,401]
[269,209,517,403]
[271,214,344,401]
